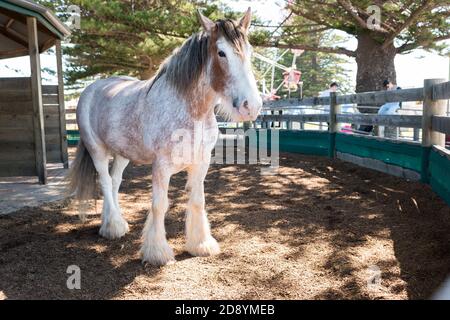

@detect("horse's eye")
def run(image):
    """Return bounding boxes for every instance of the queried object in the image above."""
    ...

[218,51,226,58]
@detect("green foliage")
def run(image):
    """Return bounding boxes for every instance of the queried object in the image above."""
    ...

[37,0,226,86]
[260,0,450,56]
[37,0,448,93]
[250,1,449,92]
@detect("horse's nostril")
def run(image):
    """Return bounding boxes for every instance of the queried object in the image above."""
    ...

[232,98,239,109]
[243,100,249,109]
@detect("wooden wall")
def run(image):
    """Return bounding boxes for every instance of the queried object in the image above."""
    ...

[42,84,64,163]
[0,77,64,177]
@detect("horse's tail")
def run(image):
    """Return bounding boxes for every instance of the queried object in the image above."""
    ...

[66,139,97,221]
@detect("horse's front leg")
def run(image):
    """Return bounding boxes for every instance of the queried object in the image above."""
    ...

[141,161,175,266]
[185,159,220,257]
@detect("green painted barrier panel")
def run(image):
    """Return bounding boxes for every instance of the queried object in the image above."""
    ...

[277,130,330,156]
[429,149,450,206]
[253,130,329,156]
[335,133,422,173]
[67,130,80,146]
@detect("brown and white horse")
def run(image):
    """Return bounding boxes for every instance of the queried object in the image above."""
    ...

[68,8,262,265]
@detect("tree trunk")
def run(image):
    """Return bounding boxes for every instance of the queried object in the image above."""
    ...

[355,32,397,113]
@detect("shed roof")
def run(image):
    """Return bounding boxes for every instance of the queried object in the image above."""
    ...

[0,0,71,59]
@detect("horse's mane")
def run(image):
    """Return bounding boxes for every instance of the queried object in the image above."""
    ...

[147,19,247,96]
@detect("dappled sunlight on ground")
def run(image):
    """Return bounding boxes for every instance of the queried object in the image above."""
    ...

[1,150,450,299]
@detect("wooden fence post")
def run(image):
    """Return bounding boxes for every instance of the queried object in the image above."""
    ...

[421,78,446,183]
[27,17,47,184]
[328,92,340,158]
[56,40,69,169]
[287,117,293,130]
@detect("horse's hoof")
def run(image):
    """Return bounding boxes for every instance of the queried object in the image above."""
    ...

[140,242,175,266]
[99,216,129,239]
[186,237,220,257]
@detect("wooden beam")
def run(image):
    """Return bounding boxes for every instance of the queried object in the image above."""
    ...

[432,115,450,135]
[55,40,69,168]
[337,88,423,105]
[336,114,422,128]
[329,92,341,133]
[0,25,28,47]
[0,47,28,59]
[263,87,424,109]
[432,81,450,100]
[259,114,329,123]
[0,7,56,39]
[328,92,340,158]
[5,19,14,28]
[263,96,331,108]
[27,17,47,184]
[422,79,446,148]
[259,113,422,128]
[40,37,55,53]
[421,78,446,183]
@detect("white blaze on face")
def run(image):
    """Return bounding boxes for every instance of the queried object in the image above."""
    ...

[216,39,262,122]
[197,7,262,122]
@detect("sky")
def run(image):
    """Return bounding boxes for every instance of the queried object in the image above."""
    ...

[0,0,448,90]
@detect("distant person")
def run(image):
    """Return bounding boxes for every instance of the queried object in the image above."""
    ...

[378,80,401,115]
[319,82,339,130]
[382,79,401,91]
[378,79,402,138]
[319,82,338,98]
[359,79,402,134]
[330,82,338,92]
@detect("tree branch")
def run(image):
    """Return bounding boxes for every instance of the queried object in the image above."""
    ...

[276,26,330,37]
[336,0,368,29]
[382,0,433,50]
[289,7,339,31]
[397,34,450,53]
[256,42,356,57]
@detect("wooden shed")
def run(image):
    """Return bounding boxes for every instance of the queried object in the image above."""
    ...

[0,0,71,184]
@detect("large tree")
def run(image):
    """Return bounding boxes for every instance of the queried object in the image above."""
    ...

[252,0,450,93]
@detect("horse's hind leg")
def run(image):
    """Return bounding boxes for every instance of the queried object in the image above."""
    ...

[141,161,175,265]
[111,155,130,212]
[92,153,129,239]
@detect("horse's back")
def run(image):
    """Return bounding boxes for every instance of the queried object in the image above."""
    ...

[76,76,149,156]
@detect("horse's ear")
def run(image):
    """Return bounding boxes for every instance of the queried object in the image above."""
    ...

[238,7,252,33]
[197,9,215,32]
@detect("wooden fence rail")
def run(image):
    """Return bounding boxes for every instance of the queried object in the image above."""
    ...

[432,116,450,135]
[65,79,450,150]
[258,78,450,183]
[259,79,450,136]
